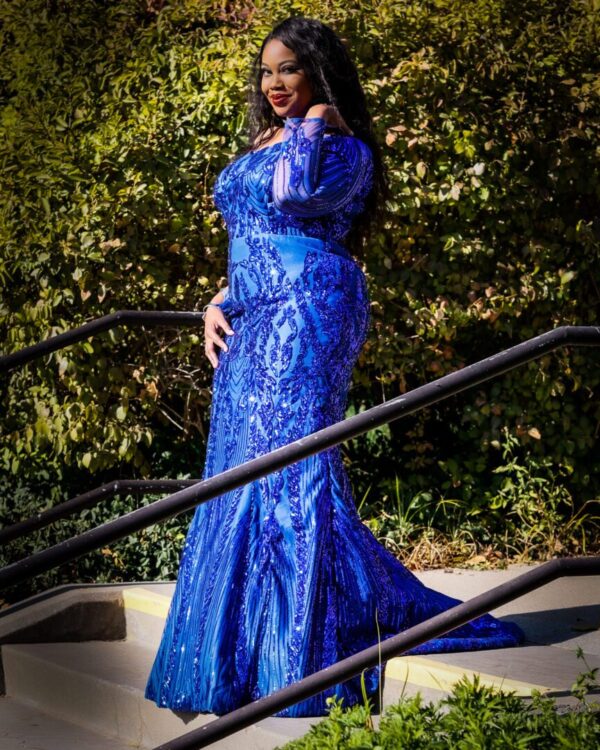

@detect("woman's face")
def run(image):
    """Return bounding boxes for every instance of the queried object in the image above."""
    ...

[260,38,314,119]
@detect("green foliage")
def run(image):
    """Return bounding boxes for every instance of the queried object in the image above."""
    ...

[0,430,199,603]
[345,0,600,543]
[571,646,600,704]
[481,428,599,558]
[278,668,600,749]
[360,425,599,566]
[0,0,599,595]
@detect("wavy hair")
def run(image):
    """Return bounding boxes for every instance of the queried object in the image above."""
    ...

[241,16,389,259]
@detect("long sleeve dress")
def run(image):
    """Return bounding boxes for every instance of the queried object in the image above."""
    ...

[144,116,524,718]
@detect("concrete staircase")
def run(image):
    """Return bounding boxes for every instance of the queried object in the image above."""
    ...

[1,568,598,749]
[0,582,323,749]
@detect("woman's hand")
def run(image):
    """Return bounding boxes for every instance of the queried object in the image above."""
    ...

[304,103,354,135]
[204,304,234,369]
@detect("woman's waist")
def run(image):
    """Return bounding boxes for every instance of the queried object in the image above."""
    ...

[229,231,353,263]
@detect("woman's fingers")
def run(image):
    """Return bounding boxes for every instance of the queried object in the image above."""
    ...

[306,103,354,136]
[210,329,228,352]
[204,307,234,368]
[214,308,234,336]
[205,341,219,369]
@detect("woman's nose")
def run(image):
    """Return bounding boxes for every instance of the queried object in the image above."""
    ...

[270,71,284,87]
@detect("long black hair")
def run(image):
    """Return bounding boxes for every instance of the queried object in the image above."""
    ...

[243,16,389,260]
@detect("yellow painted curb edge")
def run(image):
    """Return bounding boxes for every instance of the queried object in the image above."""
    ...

[385,655,552,696]
[122,587,171,618]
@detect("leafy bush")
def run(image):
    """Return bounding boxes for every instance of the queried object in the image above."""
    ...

[363,426,599,567]
[278,666,600,749]
[0,0,598,597]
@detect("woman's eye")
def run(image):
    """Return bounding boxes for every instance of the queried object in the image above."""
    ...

[261,67,298,75]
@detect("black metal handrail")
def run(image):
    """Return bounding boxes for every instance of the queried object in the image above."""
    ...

[1,325,598,591]
[153,556,600,750]
[0,479,201,546]
[0,310,205,374]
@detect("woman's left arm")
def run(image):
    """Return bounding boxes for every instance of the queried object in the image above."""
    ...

[272,116,373,217]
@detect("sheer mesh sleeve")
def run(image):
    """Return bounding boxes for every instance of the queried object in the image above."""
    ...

[272,116,373,217]
[208,285,235,317]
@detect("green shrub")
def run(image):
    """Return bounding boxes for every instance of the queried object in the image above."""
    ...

[278,667,600,749]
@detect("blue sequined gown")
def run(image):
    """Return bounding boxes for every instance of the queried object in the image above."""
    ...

[145,116,524,717]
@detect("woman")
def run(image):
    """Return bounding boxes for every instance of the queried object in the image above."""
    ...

[145,16,524,718]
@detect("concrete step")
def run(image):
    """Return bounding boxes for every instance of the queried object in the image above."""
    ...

[382,643,600,711]
[0,581,171,646]
[1,639,320,749]
[0,582,131,644]
[1,568,598,749]
[0,694,135,750]
[4,584,596,750]
[120,584,600,703]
